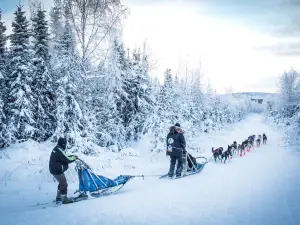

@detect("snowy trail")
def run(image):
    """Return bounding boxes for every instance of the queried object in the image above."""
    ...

[1,114,300,225]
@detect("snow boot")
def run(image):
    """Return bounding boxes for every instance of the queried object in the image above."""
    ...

[61,194,74,204]
[168,171,174,178]
[56,190,62,203]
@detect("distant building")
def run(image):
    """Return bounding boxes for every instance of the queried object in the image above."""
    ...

[251,98,263,104]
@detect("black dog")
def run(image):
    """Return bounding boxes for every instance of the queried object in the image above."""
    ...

[240,140,248,156]
[247,135,255,150]
[231,141,238,155]
[256,135,261,147]
[256,138,261,147]
[248,139,254,150]
[212,147,223,162]
[238,144,242,156]
[221,145,232,164]
[263,133,267,144]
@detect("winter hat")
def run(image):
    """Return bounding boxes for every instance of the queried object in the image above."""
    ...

[175,123,181,127]
[57,137,67,150]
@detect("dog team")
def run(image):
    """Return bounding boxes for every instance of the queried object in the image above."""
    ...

[211,133,267,163]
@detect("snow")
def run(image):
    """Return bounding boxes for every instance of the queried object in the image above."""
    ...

[1,114,300,225]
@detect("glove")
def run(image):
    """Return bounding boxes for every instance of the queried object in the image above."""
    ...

[183,149,187,154]
[70,155,78,160]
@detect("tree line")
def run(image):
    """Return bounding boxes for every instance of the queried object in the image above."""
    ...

[0,0,248,153]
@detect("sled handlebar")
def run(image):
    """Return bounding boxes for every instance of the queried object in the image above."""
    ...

[76,158,91,169]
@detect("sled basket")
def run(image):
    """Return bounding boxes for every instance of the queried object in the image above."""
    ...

[75,161,133,193]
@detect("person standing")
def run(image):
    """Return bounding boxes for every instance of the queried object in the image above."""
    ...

[166,126,186,178]
[49,137,78,204]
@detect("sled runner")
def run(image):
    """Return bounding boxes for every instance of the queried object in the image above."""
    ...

[160,154,207,179]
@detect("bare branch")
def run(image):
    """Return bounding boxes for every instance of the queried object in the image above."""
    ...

[65,0,128,66]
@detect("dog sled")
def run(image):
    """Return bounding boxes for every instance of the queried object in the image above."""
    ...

[160,153,207,179]
[74,160,135,200]
[31,160,135,209]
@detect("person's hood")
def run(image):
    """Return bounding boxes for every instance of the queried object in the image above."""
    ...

[169,126,177,134]
[57,137,67,150]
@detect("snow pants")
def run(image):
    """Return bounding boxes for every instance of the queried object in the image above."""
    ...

[168,155,183,177]
[54,173,68,195]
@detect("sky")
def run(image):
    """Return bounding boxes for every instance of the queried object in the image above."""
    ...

[2,0,300,93]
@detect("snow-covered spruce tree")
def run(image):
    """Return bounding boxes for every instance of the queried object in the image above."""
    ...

[158,68,176,121]
[31,7,56,141]
[49,0,63,55]
[50,0,63,35]
[49,0,64,90]
[0,9,6,71]
[200,84,214,132]
[125,48,154,141]
[52,16,84,149]
[93,39,130,150]
[210,92,222,129]
[149,68,176,153]
[189,70,204,131]
[178,76,190,122]
[5,5,35,143]
[0,94,5,148]
[84,73,111,148]
[90,38,156,150]
[172,74,183,119]
[0,9,7,147]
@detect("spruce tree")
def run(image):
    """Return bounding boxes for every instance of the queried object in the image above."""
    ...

[53,18,84,149]
[94,38,131,149]
[109,39,129,145]
[149,69,175,153]
[158,68,175,120]
[109,40,131,126]
[128,49,154,140]
[32,8,55,141]
[32,9,50,61]
[190,70,203,127]
[0,9,7,147]
[50,0,63,51]
[0,8,7,90]
[0,9,6,66]
[5,5,35,143]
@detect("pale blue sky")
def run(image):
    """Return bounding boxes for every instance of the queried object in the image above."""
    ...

[1,0,15,13]
[2,0,300,93]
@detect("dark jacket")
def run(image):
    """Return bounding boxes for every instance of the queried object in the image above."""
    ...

[49,145,76,175]
[166,126,186,157]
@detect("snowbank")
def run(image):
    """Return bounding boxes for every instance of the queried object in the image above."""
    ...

[0,139,164,191]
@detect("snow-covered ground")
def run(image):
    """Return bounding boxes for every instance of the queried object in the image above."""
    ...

[1,114,300,225]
